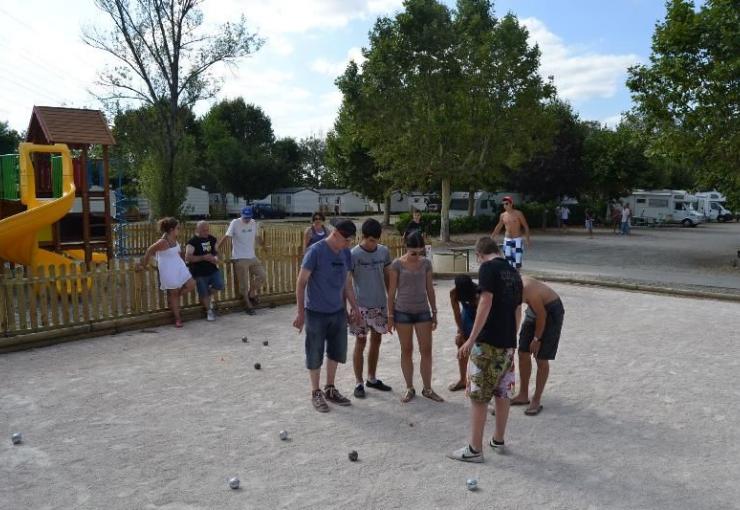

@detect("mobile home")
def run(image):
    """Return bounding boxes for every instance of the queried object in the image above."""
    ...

[448,191,522,218]
[694,191,733,222]
[318,189,373,215]
[271,187,320,215]
[622,190,704,227]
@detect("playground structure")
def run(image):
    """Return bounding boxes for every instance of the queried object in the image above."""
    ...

[0,106,116,266]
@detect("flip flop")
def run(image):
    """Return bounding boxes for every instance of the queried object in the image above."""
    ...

[510,399,530,406]
[448,381,466,392]
[524,405,543,416]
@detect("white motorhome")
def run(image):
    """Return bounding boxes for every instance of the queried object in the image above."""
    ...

[383,191,431,213]
[622,190,705,227]
[694,191,733,222]
[448,191,522,219]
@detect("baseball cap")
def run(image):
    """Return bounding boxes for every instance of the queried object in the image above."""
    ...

[502,196,513,204]
[241,206,253,218]
[334,219,357,239]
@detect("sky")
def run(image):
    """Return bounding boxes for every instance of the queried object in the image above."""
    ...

[0,0,670,140]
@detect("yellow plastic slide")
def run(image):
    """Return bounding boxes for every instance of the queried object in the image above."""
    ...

[0,143,77,272]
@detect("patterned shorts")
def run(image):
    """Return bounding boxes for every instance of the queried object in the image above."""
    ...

[467,344,516,403]
[503,237,523,269]
[349,307,388,337]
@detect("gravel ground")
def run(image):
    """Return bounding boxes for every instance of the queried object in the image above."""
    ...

[2,280,739,510]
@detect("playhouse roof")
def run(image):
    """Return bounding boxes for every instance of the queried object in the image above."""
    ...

[26,106,116,147]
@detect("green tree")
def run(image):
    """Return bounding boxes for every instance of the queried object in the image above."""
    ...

[0,121,21,154]
[626,0,739,203]
[299,135,337,188]
[201,99,282,203]
[338,0,553,240]
[84,0,262,216]
[272,137,304,189]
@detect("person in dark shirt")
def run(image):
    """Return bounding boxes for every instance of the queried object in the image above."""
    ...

[448,237,522,463]
[185,221,224,321]
[403,208,425,241]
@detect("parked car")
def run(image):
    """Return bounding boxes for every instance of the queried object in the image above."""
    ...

[251,203,286,219]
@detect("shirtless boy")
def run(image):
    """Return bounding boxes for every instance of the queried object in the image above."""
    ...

[510,276,565,416]
[491,196,531,270]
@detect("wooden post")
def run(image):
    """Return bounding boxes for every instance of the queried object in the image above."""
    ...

[80,147,91,264]
[102,145,113,261]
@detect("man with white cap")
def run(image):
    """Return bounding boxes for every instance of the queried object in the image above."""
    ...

[217,206,266,315]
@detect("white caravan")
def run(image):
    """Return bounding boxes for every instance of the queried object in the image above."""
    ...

[448,191,522,219]
[694,191,733,222]
[622,190,705,227]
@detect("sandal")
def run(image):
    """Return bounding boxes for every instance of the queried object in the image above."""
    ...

[448,381,466,392]
[400,388,416,403]
[422,388,445,402]
[175,320,183,328]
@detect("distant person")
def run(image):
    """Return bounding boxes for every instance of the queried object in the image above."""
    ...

[403,208,425,241]
[585,209,594,238]
[491,196,531,270]
[510,276,565,416]
[560,205,570,230]
[349,218,393,398]
[554,205,562,229]
[448,274,479,392]
[334,196,341,216]
[621,204,632,235]
[304,211,330,250]
[293,220,360,412]
[611,203,622,234]
[138,217,196,328]
[448,237,522,463]
[387,231,443,403]
[217,206,266,315]
[185,221,224,321]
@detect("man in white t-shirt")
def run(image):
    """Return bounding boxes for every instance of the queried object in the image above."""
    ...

[620,204,631,235]
[560,205,570,230]
[217,206,266,315]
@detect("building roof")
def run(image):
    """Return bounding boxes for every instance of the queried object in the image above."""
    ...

[273,187,317,194]
[26,106,116,146]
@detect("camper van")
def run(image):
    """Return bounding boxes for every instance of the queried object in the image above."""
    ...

[448,191,522,219]
[622,190,705,227]
[694,191,733,222]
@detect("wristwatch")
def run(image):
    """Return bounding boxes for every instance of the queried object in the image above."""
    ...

[533,336,540,342]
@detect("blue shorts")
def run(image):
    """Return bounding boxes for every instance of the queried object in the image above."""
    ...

[195,271,224,297]
[305,309,348,370]
[394,310,433,324]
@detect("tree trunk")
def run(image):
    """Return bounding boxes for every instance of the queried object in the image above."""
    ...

[440,178,451,242]
[467,186,475,217]
[383,193,391,226]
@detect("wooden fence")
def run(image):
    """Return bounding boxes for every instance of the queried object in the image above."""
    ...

[0,229,406,349]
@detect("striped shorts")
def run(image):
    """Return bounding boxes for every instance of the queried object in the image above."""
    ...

[503,237,524,269]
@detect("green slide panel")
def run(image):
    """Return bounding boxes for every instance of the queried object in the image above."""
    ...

[51,155,62,198]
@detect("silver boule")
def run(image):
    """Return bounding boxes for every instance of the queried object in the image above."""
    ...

[466,478,478,491]
[11,432,22,445]
[279,430,288,441]
[228,477,240,489]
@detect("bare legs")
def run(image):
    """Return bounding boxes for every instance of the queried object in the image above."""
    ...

[511,351,550,410]
[310,359,339,392]
[168,279,195,324]
[468,396,510,451]
[353,331,382,384]
[397,324,415,389]
[396,321,435,391]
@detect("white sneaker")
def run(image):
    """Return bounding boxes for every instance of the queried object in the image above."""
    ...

[447,444,483,463]
[206,310,216,321]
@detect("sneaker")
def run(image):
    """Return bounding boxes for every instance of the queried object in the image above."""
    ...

[249,295,260,306]
[447,444,483,463]
[206,310,216,321]
[312,390,329,413]
[489,438,506,454]
[366,379,392,392]
[324,385,351,406]
[245,308,256,316]
[353,384,366,399]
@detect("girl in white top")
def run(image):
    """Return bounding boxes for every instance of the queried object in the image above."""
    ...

[138,217,196,327]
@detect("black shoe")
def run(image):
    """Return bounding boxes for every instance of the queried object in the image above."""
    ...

[353,384,366,398]
[245,308,256,316]
[249,295,260,306]
[324,385,351,406]
[366,379,392,392]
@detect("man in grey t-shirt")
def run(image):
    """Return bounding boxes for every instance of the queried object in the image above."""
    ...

[349,218,393,398]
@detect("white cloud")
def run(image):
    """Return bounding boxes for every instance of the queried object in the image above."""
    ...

[521,17,640,103]
[602,114,623,128]
[310,47,366,77]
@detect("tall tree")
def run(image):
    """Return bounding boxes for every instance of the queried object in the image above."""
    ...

[339,0,553,240]
[83,0,262,216]
[626,0,739,203]
[200,99,280,203]
[0,121,21,154]
[299,134,337,188]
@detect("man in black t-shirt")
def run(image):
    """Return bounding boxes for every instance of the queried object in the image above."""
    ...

[185,221,224,321]
[447,237,522,464]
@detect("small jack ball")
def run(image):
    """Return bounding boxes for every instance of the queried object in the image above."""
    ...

[241,336,248,343]
[254,363,261,370]
[228,477,240,489]
[348,450,359,462]
[279,430,288,441]
[262,340,269,346]
[466,478,478,491]
[11,432,22,445]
